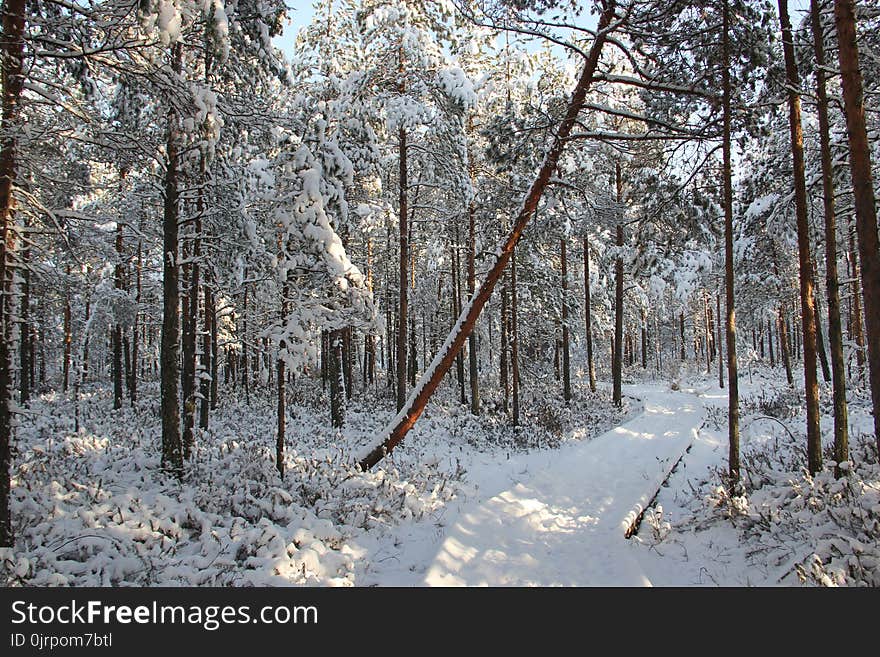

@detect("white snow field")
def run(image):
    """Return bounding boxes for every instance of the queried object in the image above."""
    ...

[357,384,702,586]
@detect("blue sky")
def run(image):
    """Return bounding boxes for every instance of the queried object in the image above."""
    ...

[273,0,814,60]
[272,2,315,57]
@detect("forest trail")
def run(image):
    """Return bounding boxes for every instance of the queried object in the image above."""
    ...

[359,384,705,586]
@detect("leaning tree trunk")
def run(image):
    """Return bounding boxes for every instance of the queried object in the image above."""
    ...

[358,3,615,470]
[722,0,741,483]
[834,0,880,451]
[779,0,822,474]
[811,0,848,469]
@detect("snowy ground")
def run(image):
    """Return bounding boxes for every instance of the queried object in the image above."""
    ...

[354,384,700,585]
[3,368,877,587]
[1,379,633,586]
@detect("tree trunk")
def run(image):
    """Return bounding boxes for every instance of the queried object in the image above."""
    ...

[182,213,200,459]
[451,229,466,405]
[276,356,285,477]
[811,0,848,470]
[131,240,141,405]
[848,229,865,383]
[561,237,571,402]
[358,5,615,469]
[161,43,184,476]
[722,0,741,483]
[717,293,724,388]
[704,292,712,374]
[0,0,24,546]
[468,201,480,414]
[113,220,124,410]
[812,267,831,384]
[779,0,822,473]
[18,229,28,405]
[511,247,521,427]
[81,296,89,384]
[500,274,509,411]
[583,236,596,392]
[63,269,72,391]
[679,312,686,362]
[397,126,408,411]
[834,0,880,449]
[613,163,624,407]
[767,317,775,367]
[329,329,345,428]
[200,284,212,430]
[779,305,794,386]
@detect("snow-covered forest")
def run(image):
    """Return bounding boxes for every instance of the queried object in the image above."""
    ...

[0,0,878,587]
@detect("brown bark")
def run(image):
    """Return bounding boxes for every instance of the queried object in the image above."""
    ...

[834,0,880,449]
[358,5,615,469]
[779,0,822,473]
[722,0,741,483]
[811,0,848,469]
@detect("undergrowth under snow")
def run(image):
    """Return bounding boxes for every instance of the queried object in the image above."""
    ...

[1,379,629,587]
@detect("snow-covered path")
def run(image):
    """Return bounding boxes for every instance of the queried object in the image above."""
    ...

[358,384,704,586]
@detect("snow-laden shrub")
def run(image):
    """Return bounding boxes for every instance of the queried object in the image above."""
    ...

[702,432,880,586]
